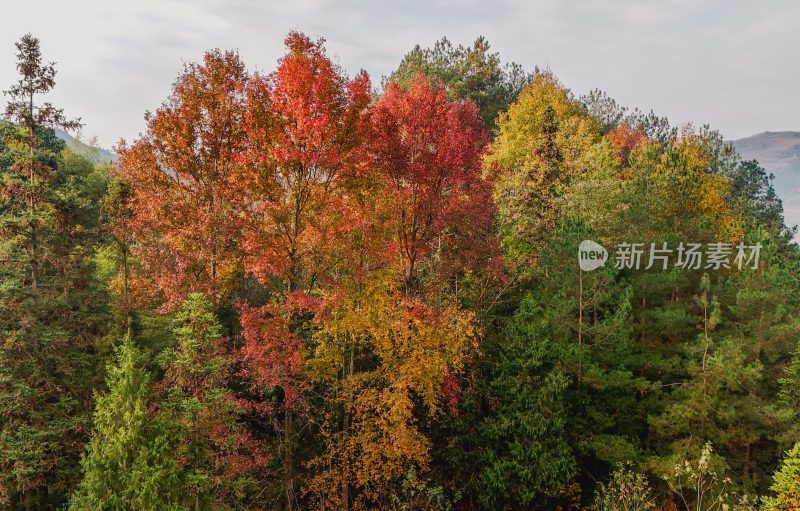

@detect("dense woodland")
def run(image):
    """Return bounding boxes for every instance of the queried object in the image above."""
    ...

[0,32,799,511]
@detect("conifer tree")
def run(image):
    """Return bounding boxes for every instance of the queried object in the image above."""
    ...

[72,295,267,510]
[0,34,107,509]
[477,295,574,509]
[70,338,185,511]
[389,37,530,129]
[763,442,800,511]
[156,293,268,510]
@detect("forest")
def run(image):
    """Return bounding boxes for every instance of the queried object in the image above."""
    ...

[0,31,799,511]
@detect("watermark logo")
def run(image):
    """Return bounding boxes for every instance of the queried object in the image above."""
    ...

[578,240,762,272]
[578,239,608,271]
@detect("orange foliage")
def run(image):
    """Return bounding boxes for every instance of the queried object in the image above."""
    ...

[608,122,647,167]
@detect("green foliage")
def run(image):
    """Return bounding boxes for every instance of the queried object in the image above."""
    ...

[488,71,800,506]
[477,295,574,509]
[70,338,186,511]
[0,34,109,509]
[72,295,266,510]
[763,442,800,510]
[389,36,529,129]
[389,467,458,511]
[155,293,267,510]
[725,159,794,241]
[2,31,800,511]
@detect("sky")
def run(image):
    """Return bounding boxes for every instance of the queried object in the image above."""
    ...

[0,0,798,149]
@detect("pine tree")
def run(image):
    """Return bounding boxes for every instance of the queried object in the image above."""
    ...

[477,295,574,509]
[389,36,530,129]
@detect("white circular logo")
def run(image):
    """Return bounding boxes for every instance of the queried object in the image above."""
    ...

[578,240,608,271]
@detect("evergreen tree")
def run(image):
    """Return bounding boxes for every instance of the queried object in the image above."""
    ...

[389,36,530,129]
[72,295,267,510]
[477,295,574,509]
[70,338,185,511]
[763,442,800,510]
[2,33,82,293]
[0,34,107,509]
[155,293,267,510]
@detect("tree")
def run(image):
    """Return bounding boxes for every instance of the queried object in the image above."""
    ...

[156,293,268,510]
[2,33,82,293]
[72,295,268,511]
[477,296,574,509]
[724,159,791,241]
[116,49,249,310]
[389,37,530,130]
[237,31,371,293]
[369,76,494,293]
[306,75,495,510]
[70,338,185,511]
[580,89,627,135]
[763,442,800,511]
[515,218,642,482]
[0,35,107,510]
[98,177,135,325]
[235,32,372,511]
[487,71,603,272]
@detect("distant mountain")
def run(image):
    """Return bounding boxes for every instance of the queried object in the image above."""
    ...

[54,128,117,165]
[731,131,800,233]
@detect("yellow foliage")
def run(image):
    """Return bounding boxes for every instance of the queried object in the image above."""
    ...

[307,269,477,508]
[486,70,604,267]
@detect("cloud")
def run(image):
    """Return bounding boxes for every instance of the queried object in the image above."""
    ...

[0,0,798,148]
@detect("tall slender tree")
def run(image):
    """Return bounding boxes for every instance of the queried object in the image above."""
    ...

[236,32,371,511]
[0,34,107,510]
[3,34,82,293]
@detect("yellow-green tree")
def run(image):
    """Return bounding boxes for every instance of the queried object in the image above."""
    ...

[487,71,602,272]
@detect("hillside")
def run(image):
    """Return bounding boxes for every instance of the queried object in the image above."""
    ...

[732,131,800,233]
[54,128,117,165]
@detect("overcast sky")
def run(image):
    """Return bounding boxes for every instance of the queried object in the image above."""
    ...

[1,0,798,148]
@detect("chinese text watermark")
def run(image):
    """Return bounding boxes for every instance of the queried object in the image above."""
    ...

[578,240,761,272]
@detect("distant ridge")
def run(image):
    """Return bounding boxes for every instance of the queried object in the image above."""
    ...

[54,128,117,165]
[731,131,800,234]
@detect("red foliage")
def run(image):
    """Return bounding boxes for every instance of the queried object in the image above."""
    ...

[116,35,503,504]
[368,76,498,288]
[235,33,372,414]
[442,371,462,415]
[116,50,249,310]
[238,303,307,409]
[237,32,371,290]
[608,122,647,168]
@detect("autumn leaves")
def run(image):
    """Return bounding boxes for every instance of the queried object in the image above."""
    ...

[114,32,496,509]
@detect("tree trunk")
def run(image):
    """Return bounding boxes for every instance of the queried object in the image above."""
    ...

[285,410,295,511]
[28,113,39,296]
[577,269,583,384]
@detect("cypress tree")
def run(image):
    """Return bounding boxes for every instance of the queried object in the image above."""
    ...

[70,338,185,511]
